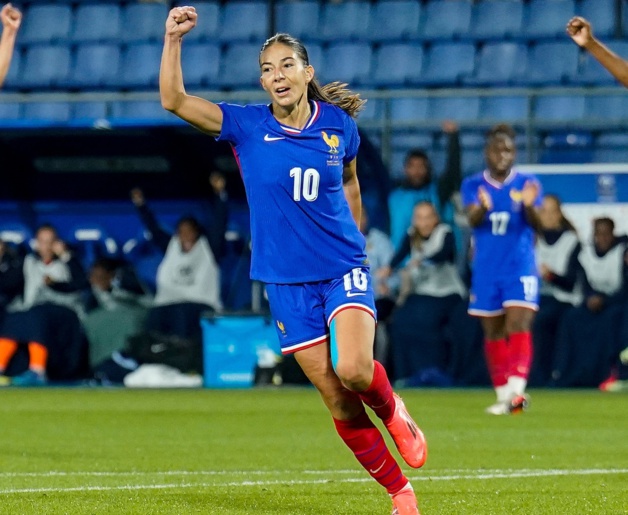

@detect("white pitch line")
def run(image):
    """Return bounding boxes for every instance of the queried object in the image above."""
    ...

[0,468,627,495]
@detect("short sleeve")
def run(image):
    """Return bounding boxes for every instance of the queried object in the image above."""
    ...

[343,115,360,164]
[460,177,478,208]
[215,103,259,146]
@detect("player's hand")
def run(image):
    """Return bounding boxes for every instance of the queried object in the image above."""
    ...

[376,266,391,279]
[52,240,68,257]
[441,120,458,134]
[566,16,593,48]
[209,171,226,195]
[0,3,22,32]
[130,188,145,207]
[522,180,539,207]
[165,6,197,38]
[539,264,552,281]
[477,186,493,211]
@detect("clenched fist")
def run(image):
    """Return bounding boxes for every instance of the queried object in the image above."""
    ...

[165,6,198,38]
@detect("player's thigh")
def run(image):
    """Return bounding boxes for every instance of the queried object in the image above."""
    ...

[502,273,539,332]
[468,272,504,317]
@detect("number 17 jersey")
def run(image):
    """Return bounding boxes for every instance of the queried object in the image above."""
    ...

[461,169,542,277]
[217,101,368,284]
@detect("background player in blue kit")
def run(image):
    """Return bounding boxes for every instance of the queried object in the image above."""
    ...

[461,124,542,415]
[159,7,426,514]
[0,3,21,89]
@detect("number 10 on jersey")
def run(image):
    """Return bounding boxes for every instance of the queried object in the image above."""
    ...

[290,167,320,202]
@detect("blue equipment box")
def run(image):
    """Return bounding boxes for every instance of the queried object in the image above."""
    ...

[201,314,280,388]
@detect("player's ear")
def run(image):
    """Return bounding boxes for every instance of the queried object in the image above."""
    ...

[305,64,314,84]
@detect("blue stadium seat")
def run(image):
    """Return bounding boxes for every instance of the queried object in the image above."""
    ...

[19,45,71,89]
[181,43,221,88]
[62,44,121,90]
[370,42,424,88]
[469,0,524,40]
[110,101,176,122]
[121,3,169,43]
[0,222,33,250]
[521,42,580,86]
[67,225,119,270]
[218,2,269,43]
[462,149,485,175]
[20,4,72,45]
[465,42,527,86]
[521,0,575,40]
[420,0,472,41]
[368,1,421,42]
[114,43,162,89]
[594,132,628,163]
[417,42,475,86]
[358,98,383,123]
[389,98,429,124]
[23,102,71,122]
[274,1,321,41]
[0,102,20,120]
[428,97,480,123]
[303,42,323,69]
[575,41,628,85]
[177,1,221,42]
[320,1,371,41]
[479,96,529,123]
[320,42,372,86]
[579,0,616,39]
[72,102,108,120]
[71,4,122,43]
[534,95,585,123]
[584,95,628,123]
[540,131,593,164]
[218,43,263,89]
[391,131,434,154]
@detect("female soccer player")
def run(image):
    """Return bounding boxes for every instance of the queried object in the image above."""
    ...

[0,3,21,88]
[461,124,542,415]
[567,16,628,88]
[159,7,426,514]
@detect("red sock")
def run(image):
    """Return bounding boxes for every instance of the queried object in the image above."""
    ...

[484,338,509,388]
[358,361,395,421]
[333,410,408,494]
[508,332,533,379]
[0,338,18,372]
[27,342,48,374]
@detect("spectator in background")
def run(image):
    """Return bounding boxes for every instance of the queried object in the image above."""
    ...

[552,217,628,388]
[82,257,150,375]
[567,16,628,88]
[0,238,23,324]
[359,205,395,368]
[388,121,461,250]
[0,3,21,88]
[531,194,583,387]
[0,225,88,386]
[130,177,227,344]
[383,202,466,386]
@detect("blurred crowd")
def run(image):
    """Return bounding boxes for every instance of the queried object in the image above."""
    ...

[0,122,627,391]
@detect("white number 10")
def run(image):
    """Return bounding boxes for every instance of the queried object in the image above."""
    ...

[290,167,320,202]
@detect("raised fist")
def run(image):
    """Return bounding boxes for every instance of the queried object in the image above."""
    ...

[165,6,198,38]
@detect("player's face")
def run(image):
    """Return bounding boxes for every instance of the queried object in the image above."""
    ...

[485,135,516,175]
[539,196,562,230]
[259,43,313,108]
[413,203,439,238]
[593,222,614,253]
[177,222,199,253]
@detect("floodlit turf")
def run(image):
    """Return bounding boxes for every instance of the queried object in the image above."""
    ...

[0,388,626,514]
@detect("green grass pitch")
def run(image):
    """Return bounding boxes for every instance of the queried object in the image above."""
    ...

[0,388,626,514]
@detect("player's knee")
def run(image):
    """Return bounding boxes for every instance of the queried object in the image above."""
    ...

[335,359,371,391]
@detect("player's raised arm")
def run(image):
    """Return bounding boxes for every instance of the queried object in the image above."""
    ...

[0,3,22,88]
[160,6,224,136]
[567,16,628,88]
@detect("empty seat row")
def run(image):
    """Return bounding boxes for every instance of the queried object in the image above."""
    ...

[17,0,619,47]
[1,94,625,128]
[5,38,627,91]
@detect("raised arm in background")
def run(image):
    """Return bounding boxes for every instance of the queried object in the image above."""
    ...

[0,3,21,88]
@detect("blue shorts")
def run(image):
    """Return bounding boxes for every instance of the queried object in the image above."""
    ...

[265,267,377,354]
[468,272,539,316]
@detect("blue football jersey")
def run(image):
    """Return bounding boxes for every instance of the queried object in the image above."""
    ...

[461,169,542,276]
[217,100,368,283]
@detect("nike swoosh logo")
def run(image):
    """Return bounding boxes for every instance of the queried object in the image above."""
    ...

[264,134,285,141]
[346,292,366,297]
[369,461,386,474]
